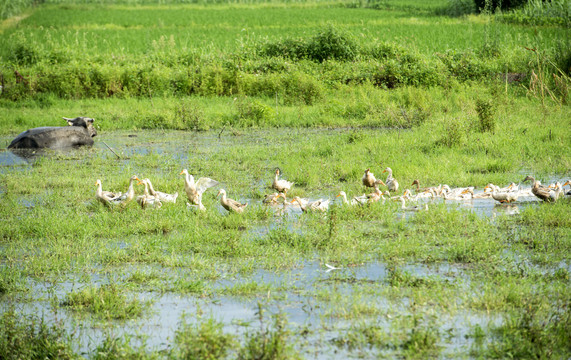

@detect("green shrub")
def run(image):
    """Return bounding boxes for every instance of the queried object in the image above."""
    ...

[306,25,357,63]
[438,117,466,147]
[176,98,208,131]
[474,0,528,12]
[475,97,496,133]
[281,71,323,105]
[443,0,477,16]
[233,96,276,127]
[436,50,492,81]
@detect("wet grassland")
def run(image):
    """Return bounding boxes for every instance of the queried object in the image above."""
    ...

[1,126,570,358]
[1,0,570,358]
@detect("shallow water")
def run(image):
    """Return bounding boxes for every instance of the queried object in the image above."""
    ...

[1,129,569,357]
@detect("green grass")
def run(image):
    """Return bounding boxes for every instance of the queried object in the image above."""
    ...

[0,0,569,358]
[60,283,151,320]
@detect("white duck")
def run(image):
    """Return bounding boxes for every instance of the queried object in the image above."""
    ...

[480,185,518,203]
[180,169,219,211]
[460,187,491,199]
[563,180,571,196]
[263,193,281,204]
[144,178,178,203]
[136,179,162,209]
[217,189,248,213]
[291,196,330,212]
[383,167,399,193]
[272,169,294,193]
[368,187,391,203]
[395,196,428,211]
[95,179,122,206]
[337,191,369,206]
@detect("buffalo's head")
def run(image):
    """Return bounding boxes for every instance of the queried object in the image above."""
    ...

[64,117,97,137]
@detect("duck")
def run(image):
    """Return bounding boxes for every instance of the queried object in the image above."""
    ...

[217,189,248,213]
[383,167,399,193]
[337,191,369,206]
[395,196,428,211]
[110,175,139,205]
[362,168,386,188]
[291,196,330,212]
[460,188,491,199]
[94,179,122,203]
[180,169,219,211]
[523,175,559,202]
[95,176,139,206]
[410,179,443,196]
[263,192,287,204]
[481,186,518,203]
[144,178,178,203]
[368,187,391,203]
[263,193,281,204]
[136,179,162,209]
[272,169,294,193]
[563,180,571,196]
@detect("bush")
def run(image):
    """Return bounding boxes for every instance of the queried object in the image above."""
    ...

[474,0,528,12]
[475,98,496,133]
[258,25,357,63]
[233,96,276,127]
[176,98,208,131]
[306,25,357,63]
[443,0,477,16]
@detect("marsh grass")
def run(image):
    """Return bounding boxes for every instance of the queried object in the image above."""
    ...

[0,309,75,359]
[171,316,235,360]
[238,305,301,360]
[61,283,150,320]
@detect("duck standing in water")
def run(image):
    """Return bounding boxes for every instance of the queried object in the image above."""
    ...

[272,169,294,194]
[523,175,560,202]
[95,179,121,206]
[291,196,330,212]
[144,178,178,203]
[383,167,399,193]
[180,169,219,211]
[217,189,248,213]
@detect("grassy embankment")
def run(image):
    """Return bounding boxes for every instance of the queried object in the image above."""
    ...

[0,0,570,358]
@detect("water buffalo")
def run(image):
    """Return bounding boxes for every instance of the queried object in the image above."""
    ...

[8,117,97,149]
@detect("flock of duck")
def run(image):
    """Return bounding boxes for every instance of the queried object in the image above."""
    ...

[95,167,571,213]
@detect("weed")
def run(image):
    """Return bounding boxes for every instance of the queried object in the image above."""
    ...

[61,283,149,320]
[176,98,208,131]
[238,303,301,360]
[0,309,75,360]
[475,97,496,133]
[171,317,235,360]
[485,300,571,358]
[93,334,158,360]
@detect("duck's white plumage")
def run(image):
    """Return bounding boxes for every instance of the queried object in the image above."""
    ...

[180,169,219,210]
[291,196,330,212]
[383,167,399,193]
[144,178,178,203]
[272,169,294,193]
